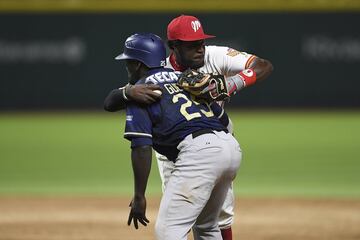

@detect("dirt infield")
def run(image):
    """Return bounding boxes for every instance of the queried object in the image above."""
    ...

[0,197,359,240]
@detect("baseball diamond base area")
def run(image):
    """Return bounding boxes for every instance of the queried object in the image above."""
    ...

[0,197,359,240]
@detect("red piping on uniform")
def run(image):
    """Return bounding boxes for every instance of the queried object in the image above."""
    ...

[169,53,187,72]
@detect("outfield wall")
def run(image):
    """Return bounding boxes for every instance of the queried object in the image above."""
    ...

[1,12,359,109]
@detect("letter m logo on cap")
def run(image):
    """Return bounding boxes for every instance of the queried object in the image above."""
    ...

[191,20,201,32]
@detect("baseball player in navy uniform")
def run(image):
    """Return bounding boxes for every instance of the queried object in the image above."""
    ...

[104,16,273,240]
[113,33,242,240]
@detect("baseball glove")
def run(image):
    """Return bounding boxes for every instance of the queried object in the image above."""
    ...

[177,69,230,102]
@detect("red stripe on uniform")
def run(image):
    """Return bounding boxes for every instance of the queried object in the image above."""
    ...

[245,55,256,69]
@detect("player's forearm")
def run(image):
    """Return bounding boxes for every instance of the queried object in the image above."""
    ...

[104,87,127,112]
[131,145,152,197]
[249,58,273,82]
[226,75,245,95]
[226,57,273,95]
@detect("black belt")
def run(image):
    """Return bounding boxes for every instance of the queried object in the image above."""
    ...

[192,129,228,139]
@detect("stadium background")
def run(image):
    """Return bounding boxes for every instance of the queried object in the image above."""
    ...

[0,1,359,239]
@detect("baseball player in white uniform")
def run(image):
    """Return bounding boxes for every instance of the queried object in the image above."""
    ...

[156,15,273,240]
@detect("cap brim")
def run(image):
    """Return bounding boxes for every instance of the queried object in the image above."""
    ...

[175,34,216,41]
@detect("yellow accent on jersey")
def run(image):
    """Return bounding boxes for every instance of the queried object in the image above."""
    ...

[226,49,241,57]
[172,93,201,121]
[191,97,215,118]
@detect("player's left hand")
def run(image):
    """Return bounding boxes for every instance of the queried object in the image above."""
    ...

[128,195,149,229]
[126,84,162,105]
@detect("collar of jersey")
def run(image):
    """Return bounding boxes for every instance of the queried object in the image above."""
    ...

[169,53,187,72]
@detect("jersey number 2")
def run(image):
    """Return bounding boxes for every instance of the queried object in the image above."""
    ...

[172,93,214,121]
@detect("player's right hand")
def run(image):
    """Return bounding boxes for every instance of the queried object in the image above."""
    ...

[128,195,150,229]
[126,84,162,105]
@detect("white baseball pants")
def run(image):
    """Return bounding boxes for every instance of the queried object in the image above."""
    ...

[155,130,242,240]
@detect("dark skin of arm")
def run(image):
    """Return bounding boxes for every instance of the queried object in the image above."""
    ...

[103,84,162,112]
[249,57,274,83]
[127,145,152,229]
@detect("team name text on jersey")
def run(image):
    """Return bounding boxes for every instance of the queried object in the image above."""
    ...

[145,71,179,84]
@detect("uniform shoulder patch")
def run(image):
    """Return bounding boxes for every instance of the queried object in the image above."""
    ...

[226,48,241,57]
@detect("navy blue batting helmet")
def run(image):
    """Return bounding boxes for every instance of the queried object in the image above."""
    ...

[115,33,166,68]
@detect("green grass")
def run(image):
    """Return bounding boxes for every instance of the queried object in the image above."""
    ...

[0,111,359,198]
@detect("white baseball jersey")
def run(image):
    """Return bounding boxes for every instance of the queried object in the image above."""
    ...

[166,45,256,76]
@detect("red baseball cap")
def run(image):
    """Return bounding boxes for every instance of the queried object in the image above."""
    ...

[167,15,215,41]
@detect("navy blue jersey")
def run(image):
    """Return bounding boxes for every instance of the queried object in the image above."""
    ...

[124,68,226,161]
